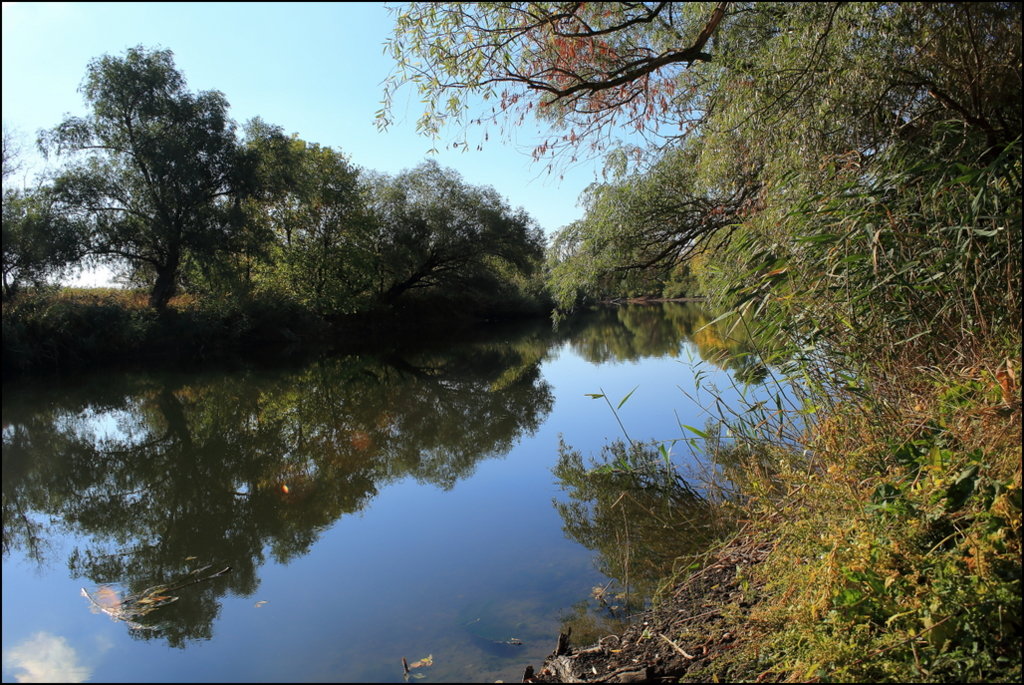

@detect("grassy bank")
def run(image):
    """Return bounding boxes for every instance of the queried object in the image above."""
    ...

[705,357,1020,682]
[2,288,326,377]
[1,286,552,377]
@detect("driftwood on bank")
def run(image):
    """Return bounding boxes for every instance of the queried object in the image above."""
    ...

[523,535,773,684]
[523,626,654,683]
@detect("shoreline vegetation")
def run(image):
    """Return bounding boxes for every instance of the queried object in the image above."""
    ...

[0,286,555,378]
[526,343,1020,683]
[4,3,1021,681]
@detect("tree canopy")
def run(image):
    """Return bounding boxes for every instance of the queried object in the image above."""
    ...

[40,46,258,309]
[380,2,730,158]
[381,3,1021,163]
[241,132,369,315]
[361,160,546,310]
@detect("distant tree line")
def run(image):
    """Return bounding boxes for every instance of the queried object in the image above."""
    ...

[2,46,547,321]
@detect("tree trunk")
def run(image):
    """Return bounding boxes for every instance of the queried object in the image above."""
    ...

[149,253,180,310]
[379,268,428,306]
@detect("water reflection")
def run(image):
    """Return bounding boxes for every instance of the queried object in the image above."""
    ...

[563,303,771,384]
[2,332,554,647]
[551,439,729,645]
[553,440,724,602]
[2,632,92,683]
[2,302,770,656]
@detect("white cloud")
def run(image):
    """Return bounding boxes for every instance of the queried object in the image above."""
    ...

[2,632,90,683]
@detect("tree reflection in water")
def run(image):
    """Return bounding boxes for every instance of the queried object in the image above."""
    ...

[552,439,732,643]
[1,331,554,647]
[554,440,726,597]
[549,303,779,642]
[2,303,771,648]
[563,302,772,384]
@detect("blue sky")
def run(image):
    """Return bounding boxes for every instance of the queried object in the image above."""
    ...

[2,2,604,283]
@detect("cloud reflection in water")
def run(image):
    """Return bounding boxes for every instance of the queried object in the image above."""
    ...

[2,632,90,683]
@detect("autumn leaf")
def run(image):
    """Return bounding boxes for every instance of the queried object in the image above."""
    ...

[409,654,434,669]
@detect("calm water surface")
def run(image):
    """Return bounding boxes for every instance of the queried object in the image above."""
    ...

[2,304,772,683]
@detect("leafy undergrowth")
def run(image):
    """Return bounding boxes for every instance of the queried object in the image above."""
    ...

[688,358,1022,683]
[531,357,1021,683]
[746,364,1019,682]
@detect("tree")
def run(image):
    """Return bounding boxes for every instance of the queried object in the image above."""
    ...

[2,186,84,299]
[248,135,368,316]
[41,46,257,309]
[385,3,1020,357]
[2,127,83,298]
[3,124,23,184]
[361,160,545,309]
[380,2,729,160]
[547,141,759,307]
[382,3,1020,162]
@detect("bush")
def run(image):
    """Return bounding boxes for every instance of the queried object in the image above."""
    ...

[2,287,326,376]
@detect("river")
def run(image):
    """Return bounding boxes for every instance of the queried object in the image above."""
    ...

[2,303,774,683]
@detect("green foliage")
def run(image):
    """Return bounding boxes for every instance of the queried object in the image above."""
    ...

[689,4,1020,375]
[2,186,84,298]
[244,136,369,316]
[797,134,1019,365]
[2,289,157,374]
[40,46,258,310]
[1,288,323,376]
[546,142,753,309]
[360,160,546,314]
[745,406,1022,683]
[5,42,553,370]
[3,128,84,297]
[380,2,728,158]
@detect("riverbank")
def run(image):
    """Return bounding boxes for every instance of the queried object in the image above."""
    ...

[528,531,772,683]
[528,356,1022,683]
[601,296,707,305]
[1,287,553,378]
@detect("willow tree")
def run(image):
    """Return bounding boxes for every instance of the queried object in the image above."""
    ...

[361,160,545,309]
[245,134,368,316]
[381,3,1019,161]
[384,3,1022,356]
[41,46,258,309]
[547,141,760,307]
[3,129,84,298]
